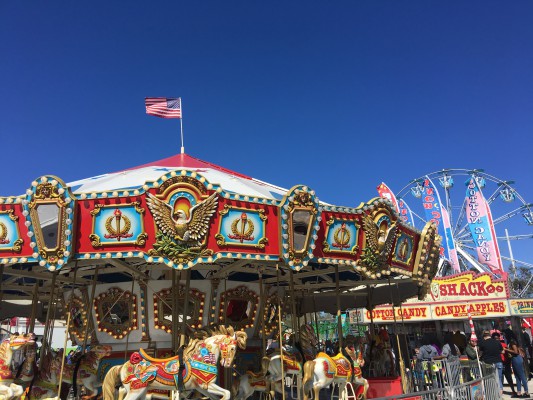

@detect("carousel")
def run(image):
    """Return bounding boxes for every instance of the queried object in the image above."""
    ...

[0,152,441,400]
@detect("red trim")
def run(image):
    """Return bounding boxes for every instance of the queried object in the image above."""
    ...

[122,153,252,180]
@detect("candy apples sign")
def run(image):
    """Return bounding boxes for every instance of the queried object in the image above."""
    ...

[429,272,507,302]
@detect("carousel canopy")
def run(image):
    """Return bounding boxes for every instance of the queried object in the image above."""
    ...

[0,152,441,337]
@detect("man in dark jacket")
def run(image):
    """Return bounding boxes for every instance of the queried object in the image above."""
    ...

[479,331,504,394]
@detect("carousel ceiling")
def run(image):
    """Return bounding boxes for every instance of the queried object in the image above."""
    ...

[0,153,441,307]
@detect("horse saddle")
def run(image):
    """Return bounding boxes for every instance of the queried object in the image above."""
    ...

[317,352,352,378]
[282,353,302,372]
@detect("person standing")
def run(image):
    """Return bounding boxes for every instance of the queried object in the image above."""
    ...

[479,331,504,395]
[465,337,478,360]
[506,338,529,398]
[501,339,518,397]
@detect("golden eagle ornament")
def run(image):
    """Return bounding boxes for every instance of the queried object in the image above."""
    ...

[146,192,218,246]
[359,214,398,274]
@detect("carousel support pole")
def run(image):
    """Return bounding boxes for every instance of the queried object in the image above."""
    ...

[207,279,220,325]
[124,276,135,361]
[258,270,267,356]
[0,264,4,312]
[57,269,76,397]
[289,270,298,344]
[276,265,286,400]
[28,281,40,334]
[335,265,343,349]
[179,269,191,347]
[172,269,178,352]
[312,294,320,344]
[82,265,99,353]
[41,271,57,360]
[389,279,406,393]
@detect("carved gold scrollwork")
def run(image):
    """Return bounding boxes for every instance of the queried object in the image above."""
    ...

[215,233,226,246]
[6,210,18,222]
[12,239,23,253]
[89,234,102,248]
[30,183,65,208]
[257,237,268,249]
[219,204,230,216]
[136,232,148,246]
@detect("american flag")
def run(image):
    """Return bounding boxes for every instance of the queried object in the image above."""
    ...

[145,97,182,119]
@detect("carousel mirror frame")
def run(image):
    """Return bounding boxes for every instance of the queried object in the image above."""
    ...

[153,286,206,332]
[218,285,258,330]
[94,287,138,339]
[262,293,282,336]
[67,294,90,343]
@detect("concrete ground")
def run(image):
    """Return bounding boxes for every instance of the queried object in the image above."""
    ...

[503,381,532,399]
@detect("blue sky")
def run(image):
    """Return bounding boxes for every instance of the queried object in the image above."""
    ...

[1,1,532,270]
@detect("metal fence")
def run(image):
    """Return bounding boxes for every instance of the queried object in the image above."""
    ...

[377,358,500,400]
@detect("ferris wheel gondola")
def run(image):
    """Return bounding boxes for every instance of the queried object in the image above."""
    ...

[395,169,533,295]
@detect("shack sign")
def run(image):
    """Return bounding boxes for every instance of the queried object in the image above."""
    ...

[427,271,507,302]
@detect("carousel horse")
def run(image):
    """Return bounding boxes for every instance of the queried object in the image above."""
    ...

[302,349,353,400]
[235,324,318,400]
[28,349,62,400]
[343,342,368,400]
[0,333,35,400]
[102,325,247,400]
[58,345,112,399]
[364,330,396,377]
[233,357,283,400]
[13,340,38,394]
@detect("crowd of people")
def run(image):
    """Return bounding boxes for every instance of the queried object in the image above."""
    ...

[414,325,533,398]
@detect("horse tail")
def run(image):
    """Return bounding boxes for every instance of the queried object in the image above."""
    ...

[231,373,242,399]
[302,360,315,391]
[102,364,123,400]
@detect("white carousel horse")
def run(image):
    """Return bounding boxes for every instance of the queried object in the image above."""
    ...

[302,351,353,400]
[102,325,247,400]
[0,333,36,400]
[233,357,283,400]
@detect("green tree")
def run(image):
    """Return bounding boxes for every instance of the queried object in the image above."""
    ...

[509,266,533,298]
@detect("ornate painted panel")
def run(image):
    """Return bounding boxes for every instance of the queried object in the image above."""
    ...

[392,231,415,266]
[0,210,22,252]
[90,202,147,247]
[216,205,268,248]
[323,217,359,255]
[94,287,138,339]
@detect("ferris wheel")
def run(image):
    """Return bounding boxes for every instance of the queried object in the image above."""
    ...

[393,169,533,295]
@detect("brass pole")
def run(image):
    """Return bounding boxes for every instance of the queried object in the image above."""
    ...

[335,265,343,349]
[389,279,406,393]
[179,269,191,347]
[82,265,99,352]
[172,269,178,352]
[57,303,72,394]
[276,265,286,400]
[289,270,298,344]
[28,282,40,334]
[41,271,57,360]
[258,270,267,356]
[124,277,135,360]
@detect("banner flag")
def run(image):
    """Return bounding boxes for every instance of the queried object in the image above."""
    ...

[377,182,399,210]
[397,198,415,226]
[422,177,460,272]
[377,182,414,226]
[465,178,504,274]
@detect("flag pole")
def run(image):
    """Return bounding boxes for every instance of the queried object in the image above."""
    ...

[180,97,185,154]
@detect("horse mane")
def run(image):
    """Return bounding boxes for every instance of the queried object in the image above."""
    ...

[183,324,247,358]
